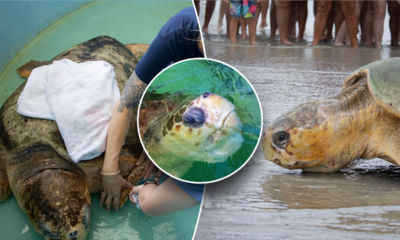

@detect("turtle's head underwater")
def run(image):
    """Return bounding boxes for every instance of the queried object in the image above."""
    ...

[141,92,243,163]
[262,58,400,172]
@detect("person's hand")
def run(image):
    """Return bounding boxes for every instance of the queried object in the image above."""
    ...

[136,150,163,181]
[129,185,143,203]
[100,174,131,211]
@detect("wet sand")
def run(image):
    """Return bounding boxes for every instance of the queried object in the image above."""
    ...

[196,2,400,240]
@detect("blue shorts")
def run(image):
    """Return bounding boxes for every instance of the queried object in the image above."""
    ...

[173,179,204,202]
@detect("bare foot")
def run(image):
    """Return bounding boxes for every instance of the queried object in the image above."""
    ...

[250,41,259,45]
[333,42,344,46]
[297,37,304,42]
[241,33,247,40]
[202,26,208,33]
[258,22,268,30]
[281,39,293,45]
[364,41,373,46]
[217,22,223,33]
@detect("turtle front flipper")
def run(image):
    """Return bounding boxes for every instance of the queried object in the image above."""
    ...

[0,167,11,201]
[16,60,51,78]
[125,43,150,60]
[7,146,90,239]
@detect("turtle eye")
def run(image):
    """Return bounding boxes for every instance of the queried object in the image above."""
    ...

[183,107,206,128]
[272,131,290,149]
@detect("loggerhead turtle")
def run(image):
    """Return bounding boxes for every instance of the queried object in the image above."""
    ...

[0,36,149,239]
[262,58,400,172]
[139,91,243,177]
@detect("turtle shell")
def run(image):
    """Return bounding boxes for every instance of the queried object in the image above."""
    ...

[1,36,144,165]
[342,58,400,118]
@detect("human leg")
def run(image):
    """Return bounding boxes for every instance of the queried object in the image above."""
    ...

[334,22,347,46]
[202,0,216,33]
[225,2,231,36]
[360,1,367,44]
[275,0,293,44]
[297,1,308,41]
[241,0,258,44]
[229,1,242,43]
[270,1,278,38]
[288,1,296,38]
[341,1,359,48]
[372,0,386,49]
[240,16,248,39]
[217,1,227,33]
[388,1,400,46]
[364,1,374,46]
[194,0,200,15]
[312,0,332,45]
[230,17,240,43]
[259,0,269,29]
[334,1,344,38]
[326,2,335,40]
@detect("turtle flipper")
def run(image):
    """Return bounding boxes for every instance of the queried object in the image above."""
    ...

[0,167,11,201]
[16,60,51,78]
[19,169,90,240]
[125,43,150,60]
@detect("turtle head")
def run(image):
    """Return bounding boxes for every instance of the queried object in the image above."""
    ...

[161,92,243,163]
[262,100,347,172]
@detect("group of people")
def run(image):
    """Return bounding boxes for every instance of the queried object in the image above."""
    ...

[195,0,400,49]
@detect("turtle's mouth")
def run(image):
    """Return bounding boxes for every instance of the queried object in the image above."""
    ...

[221,110,234,127]
[203,110,241,148]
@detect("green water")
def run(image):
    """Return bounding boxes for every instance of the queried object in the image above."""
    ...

[0,176,200,240]
[142,59,262,182]
[0,1,200,239]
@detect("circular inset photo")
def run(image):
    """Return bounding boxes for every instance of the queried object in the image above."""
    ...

[138,58,262,183]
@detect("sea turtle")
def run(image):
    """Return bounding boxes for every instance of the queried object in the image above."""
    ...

[139,91,243,178]
[0,36,149,239]
[262,58,400,172]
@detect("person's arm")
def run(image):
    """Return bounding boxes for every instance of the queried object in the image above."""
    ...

[100,71,147,211]
[129,178,200,216]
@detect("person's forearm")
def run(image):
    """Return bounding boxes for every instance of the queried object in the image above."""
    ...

[102,101,133,172]
[102,71,147,173]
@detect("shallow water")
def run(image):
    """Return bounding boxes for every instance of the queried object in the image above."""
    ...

[195,17,400,239]
[142,59,262,182]
[0,185,200,240]
[0,1,200,239]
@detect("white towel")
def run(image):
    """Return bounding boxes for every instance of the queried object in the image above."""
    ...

[17,59,120,162]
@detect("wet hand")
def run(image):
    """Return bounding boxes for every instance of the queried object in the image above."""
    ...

[136,150,164,181]
[100,174,131,211]
[129,185,143,203]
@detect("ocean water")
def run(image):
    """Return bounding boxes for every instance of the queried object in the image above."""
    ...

[0,1,200,239]
[141,59,262,182]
